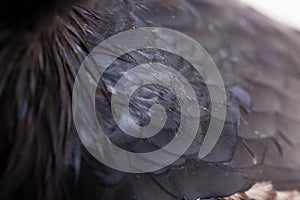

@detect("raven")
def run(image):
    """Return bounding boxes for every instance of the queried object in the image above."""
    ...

[1,0,300,199]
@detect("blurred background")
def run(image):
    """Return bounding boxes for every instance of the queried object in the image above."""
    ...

[238,0,300,30]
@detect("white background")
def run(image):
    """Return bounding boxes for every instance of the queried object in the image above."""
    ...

[238,0,300,30]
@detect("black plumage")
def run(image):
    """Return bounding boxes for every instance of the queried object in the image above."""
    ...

[1,0,300,199]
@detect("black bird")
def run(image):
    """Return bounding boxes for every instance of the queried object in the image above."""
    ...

[1,0,300,199]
